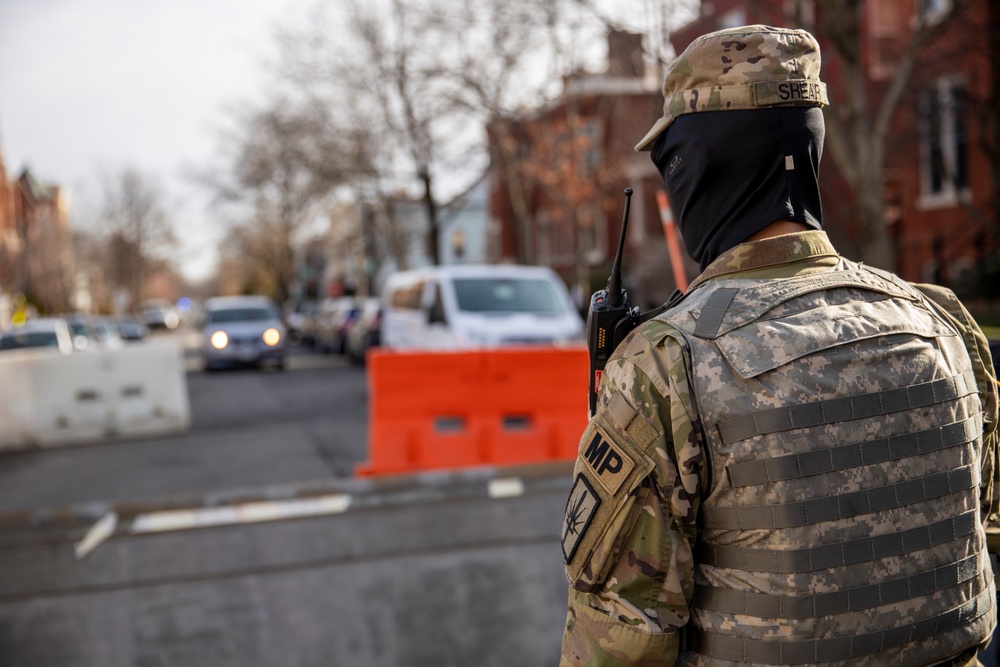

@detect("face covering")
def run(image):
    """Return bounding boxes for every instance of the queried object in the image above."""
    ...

[651,106,825,270]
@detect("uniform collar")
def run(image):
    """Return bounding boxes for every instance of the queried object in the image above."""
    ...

[687,230,839,291]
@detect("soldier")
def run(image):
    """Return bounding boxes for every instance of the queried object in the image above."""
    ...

[560,24,999,666]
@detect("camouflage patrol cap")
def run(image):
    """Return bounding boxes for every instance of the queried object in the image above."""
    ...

[635,24,829,151]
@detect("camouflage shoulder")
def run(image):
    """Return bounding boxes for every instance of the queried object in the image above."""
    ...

[614,318,691,360]
[601,320,688,399]
[912,283,998,427]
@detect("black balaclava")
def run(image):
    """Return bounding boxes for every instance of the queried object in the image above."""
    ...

[651,106,825,270]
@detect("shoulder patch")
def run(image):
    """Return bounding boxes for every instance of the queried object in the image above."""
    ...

[561,474,600,563]
[580,426,636,496]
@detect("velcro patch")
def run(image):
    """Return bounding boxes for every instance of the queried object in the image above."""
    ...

[581,427,636,496]
[562,474,600,563]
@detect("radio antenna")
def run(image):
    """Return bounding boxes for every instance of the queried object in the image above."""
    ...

[607,187,632,307]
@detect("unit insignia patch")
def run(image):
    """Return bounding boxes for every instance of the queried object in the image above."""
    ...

[562,474,600,563]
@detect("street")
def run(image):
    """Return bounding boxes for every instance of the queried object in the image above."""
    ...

[0,331,573,666]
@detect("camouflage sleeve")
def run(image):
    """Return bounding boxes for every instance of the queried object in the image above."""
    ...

[560,323,706,666]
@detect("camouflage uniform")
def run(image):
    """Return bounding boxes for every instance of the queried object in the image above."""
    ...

[560,231,999,666]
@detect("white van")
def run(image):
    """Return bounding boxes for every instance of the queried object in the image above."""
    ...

[380,265,584,350]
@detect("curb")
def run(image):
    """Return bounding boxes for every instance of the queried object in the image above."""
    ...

[0,462,575,556]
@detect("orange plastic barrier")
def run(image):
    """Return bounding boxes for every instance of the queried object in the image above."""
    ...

[356,347,589,476]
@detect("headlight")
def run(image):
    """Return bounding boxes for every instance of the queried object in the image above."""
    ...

[262,328,281,346]
[210,331,229,349]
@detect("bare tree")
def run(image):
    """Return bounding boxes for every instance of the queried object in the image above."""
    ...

[427,0,579,265]
[275,0,457,267]
[274,0,600,271]
[209,98,347,304]
[99,167,176,311]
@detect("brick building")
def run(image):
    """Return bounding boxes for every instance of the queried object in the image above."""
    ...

[671,0,999,299]
[0,148,17,294]
[0,141,73,315]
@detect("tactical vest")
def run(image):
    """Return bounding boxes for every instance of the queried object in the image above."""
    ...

[659,264,995,666]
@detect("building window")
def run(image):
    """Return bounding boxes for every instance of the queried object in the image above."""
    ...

[581,121,601,169]
[918,79,969,208]
[450,229,465,260]
[919,0,951,24]
[718,8,747,29]
[869,0,902,79]
[579,208,606,266]
[783,0,815,26]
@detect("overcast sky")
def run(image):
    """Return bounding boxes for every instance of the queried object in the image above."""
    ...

[0,0,310,282]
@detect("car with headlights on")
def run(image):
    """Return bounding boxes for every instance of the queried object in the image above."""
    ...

[201,296,286,370]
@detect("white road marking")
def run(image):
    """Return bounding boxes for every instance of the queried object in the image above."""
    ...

[131,494,352,534]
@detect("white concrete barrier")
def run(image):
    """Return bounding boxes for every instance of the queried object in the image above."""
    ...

[0,341,191,451]
[107,341,191,440]
[0,349,38,449]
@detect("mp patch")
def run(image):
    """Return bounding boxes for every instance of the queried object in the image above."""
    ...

[562,474,600,564]
[581,427,636,496]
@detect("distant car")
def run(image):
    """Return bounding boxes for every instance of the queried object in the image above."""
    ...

[58,314,125,350]
[140,300,180,331]
[0,318,74,355]
[115,316,150,342]
[90,316,124,348]
[314,297,359,355]
[201,295,286,370]
[346,298,382,364]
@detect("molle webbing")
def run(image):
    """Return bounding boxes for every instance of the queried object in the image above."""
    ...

[697,510,977,573]
[717,371,977,445]
[694,554,984,618]
[726,416,981,487]
[692,587,994,665]
[702,465,977,530]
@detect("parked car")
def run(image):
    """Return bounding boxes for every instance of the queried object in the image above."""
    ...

[294,301,324,347]
[380,265,584,350]
[0,318,74,355]
[61,313,99,351]
[284,300,317,343]
[90,316,124,348]
[201,295,286,370]
[346,298,382,364]
[58,314,124,350]
[313,297,360,355]
[115,316,150,342]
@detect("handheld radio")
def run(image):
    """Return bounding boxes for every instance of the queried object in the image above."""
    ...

[586,187,640,416]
